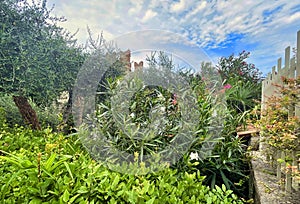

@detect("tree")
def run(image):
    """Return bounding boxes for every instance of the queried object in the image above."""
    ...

[0,0,85,129]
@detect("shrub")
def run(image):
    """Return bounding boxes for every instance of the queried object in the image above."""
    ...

[0,94,61,129]
[185,109,250,199]
[259,76,300,151]
[88,56,250,199]
[0,126,244,203]
[255,76,300,182]
[216,51,262,116]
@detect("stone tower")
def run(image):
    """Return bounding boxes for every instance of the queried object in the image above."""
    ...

[134,61,143,70]
[120,49,131,72]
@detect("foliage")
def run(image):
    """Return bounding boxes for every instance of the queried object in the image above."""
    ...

[0,0,85,106]
[0,94,61,129]
[0,125,244,203]
[253,76,300,185]
[146,51,175,70]
[190,134,249,198]
[225,81,260,114]
[90,53,251,199]
[85,30,128,104]
[88,52,188,160]
[258,76,300,150]
[185,103,250,199]
[217,51,262,84]
[216,51,262,116]
[90,76,186,167]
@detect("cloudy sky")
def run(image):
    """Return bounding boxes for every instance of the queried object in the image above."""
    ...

[44,0,300,75]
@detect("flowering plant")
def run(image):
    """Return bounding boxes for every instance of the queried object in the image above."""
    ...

[259,76,300,151]
[255,76,300,187]
[216,51,262,118]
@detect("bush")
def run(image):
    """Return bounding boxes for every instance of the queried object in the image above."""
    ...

[0,107,6,129]
[0,126,244,203]
[258,76,300,151]
[88,56,250,199]
[184,107,250,199]
[0,94,61,129]
[216,51,262,116]
[254,76,300,182]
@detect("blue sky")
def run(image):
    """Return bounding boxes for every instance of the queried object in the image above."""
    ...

[43,0,300,75]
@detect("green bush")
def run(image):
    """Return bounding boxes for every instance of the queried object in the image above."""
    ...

[0,126,244,203]
[216,51,262,116]
[0,107,6,129]
[0,94,61,129]
[177,96,250,199]
[0,94,24,126]
[90,56,250,199]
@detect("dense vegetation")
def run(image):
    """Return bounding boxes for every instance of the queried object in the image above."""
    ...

[0,125,244,203]
[0,0,264,203]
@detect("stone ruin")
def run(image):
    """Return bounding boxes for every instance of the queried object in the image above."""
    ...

[120,49,144,72]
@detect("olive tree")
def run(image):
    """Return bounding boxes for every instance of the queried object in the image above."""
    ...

[0,0,85,129]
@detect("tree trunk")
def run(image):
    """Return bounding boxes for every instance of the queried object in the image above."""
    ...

[62,90,75,134]
[13,95,41,130]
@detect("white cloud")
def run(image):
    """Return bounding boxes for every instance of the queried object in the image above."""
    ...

[184,1,207,19]
[128,0,144,15]
[141,10,157,23]
[170,0,186,13]
[282,12,300,24]
[46,0,300,74]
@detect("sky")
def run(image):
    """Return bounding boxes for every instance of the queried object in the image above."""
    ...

[42,0,300,75]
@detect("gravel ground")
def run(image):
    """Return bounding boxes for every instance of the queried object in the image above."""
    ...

[251,151,300,204]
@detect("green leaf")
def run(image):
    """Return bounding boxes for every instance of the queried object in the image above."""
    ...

[21,160,35,169]
[0,156,17,168]
[29,198,42,204]
[145,197,156,204]
[62,189,70,202]
[69,194,81,203]
[63,161,74,182]
[111,174,120,189]
[215,185,222,193]
[27,187,40,194]
[207,196,212,204]
[222,184,226,192]
[220,170,230,189]
[44,153,56,171]
[48,158,68,172]
[48,190,59,196]
[77,186,88,194]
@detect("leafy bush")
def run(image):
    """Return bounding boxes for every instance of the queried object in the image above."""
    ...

[0,126,244,203]
[258,76,300,151]
[183,107,250,199]
[216,51,262,116]
[225,81,261,114]
[254,76,300,182]
[88,54,250,199]
[0,94,61,129]
[216,51,262,85]
[93,79,182,158]
[166,69,251,200]
[85,52,203,167]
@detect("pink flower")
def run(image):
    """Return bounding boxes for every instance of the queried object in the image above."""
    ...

[172,94,177,105]
[223,84,232,89]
